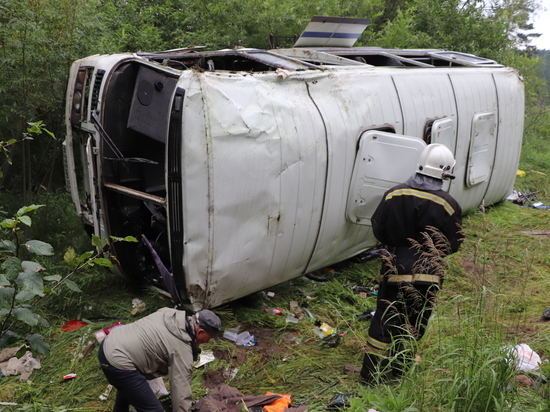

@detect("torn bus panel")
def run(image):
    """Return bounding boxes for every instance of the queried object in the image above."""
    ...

[64,31,524,309]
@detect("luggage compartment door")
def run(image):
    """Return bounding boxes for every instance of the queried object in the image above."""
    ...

[346,130,426,225]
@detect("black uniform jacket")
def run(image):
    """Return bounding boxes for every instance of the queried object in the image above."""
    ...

[371,181,463,268]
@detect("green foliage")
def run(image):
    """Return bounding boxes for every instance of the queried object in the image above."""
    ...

[0,0,107,194]
[0,121,54,182]
[518,105,550,200]
[0,203,138,355]
[0,205,54,354]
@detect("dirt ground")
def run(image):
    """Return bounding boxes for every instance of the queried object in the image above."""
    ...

[202,328,304,388]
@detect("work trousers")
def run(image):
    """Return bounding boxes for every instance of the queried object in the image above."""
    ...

[360,248,440,382]
[98,342,164,412]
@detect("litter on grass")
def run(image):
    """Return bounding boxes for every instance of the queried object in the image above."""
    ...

[94,321,125,342]
[99,384,113,401]
[223,328,257,346]
[358,309,376,321]
[506,189,550,209]
[194,350,215,368]
[326,393,355,410]
[131,298,146,315]
[60,319,88,332]
[505,343,542,372]
[0,347,42,382]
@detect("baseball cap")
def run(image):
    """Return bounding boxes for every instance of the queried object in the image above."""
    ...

[195,310,222,341]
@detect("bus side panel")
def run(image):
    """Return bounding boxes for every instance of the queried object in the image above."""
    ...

[392,72,458,148]
[483,70,524,204]
[448,71,499,212]
[180,72,328,307]
[304,70,402,272]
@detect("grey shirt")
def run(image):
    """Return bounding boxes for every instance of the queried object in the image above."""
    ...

[102,308,195,411]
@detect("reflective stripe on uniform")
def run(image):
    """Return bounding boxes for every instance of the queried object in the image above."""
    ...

[378,274,441,284]
[366,336,392,352]
[385,188,456,215]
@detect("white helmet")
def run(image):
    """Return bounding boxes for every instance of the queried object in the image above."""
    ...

[417,144,456,180]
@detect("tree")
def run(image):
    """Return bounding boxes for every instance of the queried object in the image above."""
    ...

[0,0,103,198]
[490,0,543,51]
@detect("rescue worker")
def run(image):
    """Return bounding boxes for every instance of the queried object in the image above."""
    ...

[360,143,463,383]
[98,307,222,412]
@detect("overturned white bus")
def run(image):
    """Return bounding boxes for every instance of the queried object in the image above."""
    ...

[64,20,524,309]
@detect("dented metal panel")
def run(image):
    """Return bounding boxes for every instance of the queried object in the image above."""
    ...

[177,70,329,305]
[63,44,524,309]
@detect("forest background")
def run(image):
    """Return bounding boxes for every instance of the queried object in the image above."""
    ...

[0,0,549,196]
[2,0,550,411]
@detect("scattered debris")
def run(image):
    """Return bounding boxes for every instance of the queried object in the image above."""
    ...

[99,384,113,401]
[289,336,302,345]
[222,327,241,341]
[506,344,542,373]
[0,348,41,382]
[60,319,88,332]
[131,298,146,315]
[285,315,299,324]
[506,190,539,206]
[302,308,315,319]
[352,286,375,294]
[313,321,335,339]
[223,328,257,346]
[94,321,125,342]
[326,393,355,410]
[224,367,239,380]
[194,350,215,368]
[63,373,77,380]
[264,308,284,315]
[313,321,341,348]
[0,347,19,363]
[358,309,376,321]
[264,392,292,412]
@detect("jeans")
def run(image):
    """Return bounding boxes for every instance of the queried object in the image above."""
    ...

[98,342,164,412]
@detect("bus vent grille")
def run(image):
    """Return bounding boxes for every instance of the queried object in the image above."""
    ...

[90,70,105,112]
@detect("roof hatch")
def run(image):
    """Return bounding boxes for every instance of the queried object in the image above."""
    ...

[294,16,370,48]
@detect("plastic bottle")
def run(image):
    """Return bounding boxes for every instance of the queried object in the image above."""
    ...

[263,307,284,315]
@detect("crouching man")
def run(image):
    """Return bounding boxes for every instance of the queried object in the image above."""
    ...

[98,308,222,412]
